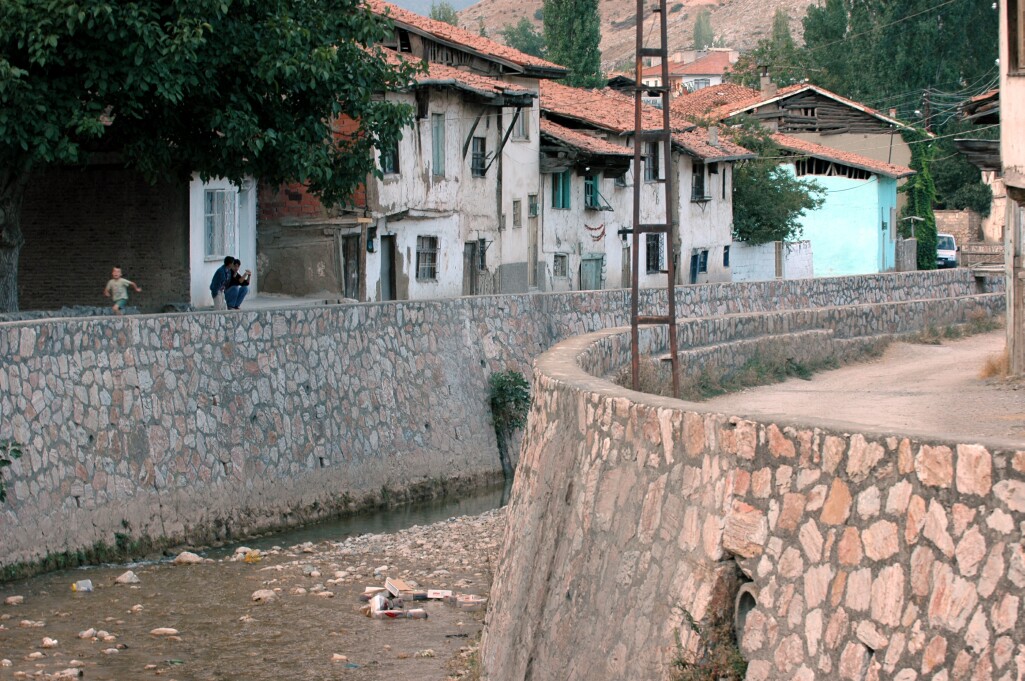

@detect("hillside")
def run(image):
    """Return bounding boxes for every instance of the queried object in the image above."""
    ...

[457,0,817,72]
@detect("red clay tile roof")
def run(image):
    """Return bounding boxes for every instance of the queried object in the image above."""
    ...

[540,119,632,156]
[366,0,566,74]
[540,80,688,134]
[771,133,915,179]
[641,51,735,79]
[670,83,759,120]
[540,81,753,161]
[418,61,535,100]
[673,127,754,162]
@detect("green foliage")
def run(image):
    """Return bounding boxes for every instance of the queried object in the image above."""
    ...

[488,370,531,434]
[0,439,22,503]
[727,9,806,88]
[429,1,460,26]
[500,18,546,59]
[900,128,938,270]
[931,121,997,217]
[543,0,604,87]
[729,124,825,245]
[692,9,715,50]
[0,0,420,310]
[671,610,747,681]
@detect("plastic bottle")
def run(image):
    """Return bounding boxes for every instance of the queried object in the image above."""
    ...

[71,579,93,592]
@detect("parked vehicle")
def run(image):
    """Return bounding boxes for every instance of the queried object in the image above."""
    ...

[937,233,958,269]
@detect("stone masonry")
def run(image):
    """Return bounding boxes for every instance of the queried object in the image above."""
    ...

[0,269,1002,575]
[482,292,1020,680]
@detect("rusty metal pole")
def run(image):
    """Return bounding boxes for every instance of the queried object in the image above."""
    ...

[630,1,643,392]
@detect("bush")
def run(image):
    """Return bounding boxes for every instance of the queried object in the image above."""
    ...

[489,370,531,434]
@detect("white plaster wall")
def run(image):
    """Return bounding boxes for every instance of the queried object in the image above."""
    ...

[1001,0,1025,192]
[730,240,814,281]
[677,157,734,284]
[188,175,257,307]
[382,214,464,299]
[498,78,542,292]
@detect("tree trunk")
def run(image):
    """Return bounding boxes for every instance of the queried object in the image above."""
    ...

[0,175,27,314]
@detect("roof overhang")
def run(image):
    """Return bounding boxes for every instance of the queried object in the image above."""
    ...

[726,85,914,131]
[416,78,534,106]
[954,138,1001,172]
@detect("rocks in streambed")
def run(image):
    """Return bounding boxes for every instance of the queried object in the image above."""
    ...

[149,628,179,636]
[40,637,58,648]
[115,570,140,584]
[172,551,205,565]
[4,596,24,606]
[251,589,277,604]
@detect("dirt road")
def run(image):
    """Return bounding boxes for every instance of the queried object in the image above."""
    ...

[700,330,1025,448]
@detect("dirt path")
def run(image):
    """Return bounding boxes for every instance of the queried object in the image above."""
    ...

[700,330,1025,447]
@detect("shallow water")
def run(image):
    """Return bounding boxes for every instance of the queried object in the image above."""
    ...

[0,485,508,681]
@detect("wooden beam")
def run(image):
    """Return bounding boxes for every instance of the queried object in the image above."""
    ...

[462,112,484,160]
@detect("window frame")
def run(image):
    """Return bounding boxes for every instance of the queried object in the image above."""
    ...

[471,137,487,177]
[691,160,708,201]
[552,170,571,209]
[528,193,539,217]
[512,109,529,140]
[643,142,659,182]
[698,249,709,274]
[1011,0,1025,74]
[415,235,439,282]
[553,253,569,278]
[645,233,663,274]
[380,138,399,175]
[203,188,238,260]
[431,113,446,178]
[584,174,601,209]
[513,199,522,227]
[723,245,730,268]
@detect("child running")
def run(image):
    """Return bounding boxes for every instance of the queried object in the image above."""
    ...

[103,267,142,315]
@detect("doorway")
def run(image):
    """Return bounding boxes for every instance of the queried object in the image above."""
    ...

[380,235,397,301]
[341,234,361,300]
[580,256,603,290]
[462,241,479,295]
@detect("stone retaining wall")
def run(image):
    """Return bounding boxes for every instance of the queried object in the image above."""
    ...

[0,270,1002,574]
[482,293,1021,680]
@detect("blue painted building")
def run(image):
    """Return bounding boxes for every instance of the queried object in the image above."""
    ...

[773,134,915,277]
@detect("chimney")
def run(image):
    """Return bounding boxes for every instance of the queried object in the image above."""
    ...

[709,126,719,147]
[758,63,777,97]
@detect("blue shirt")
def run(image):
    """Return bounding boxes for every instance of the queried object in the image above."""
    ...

[209,265,231,296]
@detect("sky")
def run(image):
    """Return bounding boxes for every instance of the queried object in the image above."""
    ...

[390,0,478,16]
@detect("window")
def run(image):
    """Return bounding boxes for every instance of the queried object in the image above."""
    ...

[552,170,571,209]
[478,238,487,270]
[204,188,237,258]
[513,200,522,227]
[615,174,627,188]
[698,249,709,273]
[471,137,487,177]
[688,78,710,91]
[646,233,663,274]
[380,138,399,174]
[722,165,727,199]
[415,236,438,281]
[1010,0,1025,73]
[553,254,568,277]
[528,193,539,217]
[795,158,871,180]
[691,161,708,201]
[723,245,730,268]
[584,175,600,209]
[800,107,817,118]
[513,109,529,139]
[643,142,659,182]
[431,113,445,177]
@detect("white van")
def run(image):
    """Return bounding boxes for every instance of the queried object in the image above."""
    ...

[936,233,958,269]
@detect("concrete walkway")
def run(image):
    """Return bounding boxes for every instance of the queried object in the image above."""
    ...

[700,330,1025,447]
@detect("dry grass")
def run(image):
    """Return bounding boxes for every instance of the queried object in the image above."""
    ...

[980,348,1010,379]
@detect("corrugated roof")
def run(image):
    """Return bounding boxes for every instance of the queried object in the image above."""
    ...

[366,0,566,74]
[772,133,915,179]
[540,119,631,156]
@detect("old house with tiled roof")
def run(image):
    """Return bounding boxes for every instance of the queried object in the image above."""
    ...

[258,0,566,301]
[538,80,753,290]
[639,49,739,96]
[672,79,918,277]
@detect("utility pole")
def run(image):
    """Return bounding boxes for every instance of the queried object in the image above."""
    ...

[1007,195,1025,375]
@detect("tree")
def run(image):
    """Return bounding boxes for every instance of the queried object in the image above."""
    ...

[0,0,418,312]
[730,124,825,244]
[543,0,604,88]
[900,128,938,270]
[500,18,546,59]
[429,1,460,26]
[727,9,807,88]
[692,9,715,51]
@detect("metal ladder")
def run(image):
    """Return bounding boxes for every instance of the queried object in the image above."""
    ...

[630,0,680,397]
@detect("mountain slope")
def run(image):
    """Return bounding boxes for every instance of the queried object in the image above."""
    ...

[458,0,817,71]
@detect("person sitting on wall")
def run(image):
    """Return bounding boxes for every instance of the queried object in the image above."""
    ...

[225,258,251,310]
[209,256,234,311]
